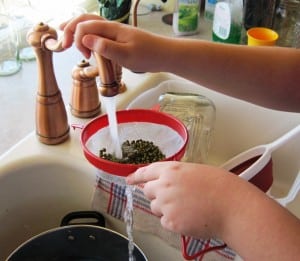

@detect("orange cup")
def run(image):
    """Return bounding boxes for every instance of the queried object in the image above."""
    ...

[247,27,279,46]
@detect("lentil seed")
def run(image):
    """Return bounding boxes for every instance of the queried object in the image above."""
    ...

[99,139,165,164]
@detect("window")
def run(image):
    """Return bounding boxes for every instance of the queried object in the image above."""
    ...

[2,0,99,28]
[1,0,99,51]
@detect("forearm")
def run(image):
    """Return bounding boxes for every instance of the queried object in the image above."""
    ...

[156,37,300,112]
[217,174,300,260]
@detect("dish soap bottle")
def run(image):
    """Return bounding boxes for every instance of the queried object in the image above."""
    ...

[212,0,243,44]
[173,0,200,36]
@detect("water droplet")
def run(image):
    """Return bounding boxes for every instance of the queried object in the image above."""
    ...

[88,234,96,240]
[67,235,75,241]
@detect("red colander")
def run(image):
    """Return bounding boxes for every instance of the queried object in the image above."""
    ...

[77,109,188,176]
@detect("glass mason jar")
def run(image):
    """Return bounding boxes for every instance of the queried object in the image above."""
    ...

[243,0,278,30]
[293,14,300,48]
[273,0,300,47]
[157,92,216,164]
[0,14,22,76]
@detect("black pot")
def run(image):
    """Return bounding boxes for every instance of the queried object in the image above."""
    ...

[7,211,147,261]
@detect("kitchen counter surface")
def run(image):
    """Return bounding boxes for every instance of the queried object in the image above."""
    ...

[0,10,212,156]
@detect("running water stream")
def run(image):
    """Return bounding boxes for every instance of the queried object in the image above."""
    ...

[102,97,122,158]
[124,185,136,261]
[102,96,136,260]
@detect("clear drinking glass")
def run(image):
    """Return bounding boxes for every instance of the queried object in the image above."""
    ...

[274,0,300,47]
[2,0,36,61]
[0,14,22,76]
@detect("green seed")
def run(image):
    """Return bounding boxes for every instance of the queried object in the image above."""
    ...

[98,139,165,164]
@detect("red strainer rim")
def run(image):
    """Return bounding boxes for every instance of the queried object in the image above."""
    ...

[81,109,189,176]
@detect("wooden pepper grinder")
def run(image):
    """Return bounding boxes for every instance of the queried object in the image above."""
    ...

[27,22,69,145]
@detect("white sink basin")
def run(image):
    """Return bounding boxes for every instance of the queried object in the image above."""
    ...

[0,156,95,258]
[0,72,299,260]
[0,153,182,260]
[0,72,184,261]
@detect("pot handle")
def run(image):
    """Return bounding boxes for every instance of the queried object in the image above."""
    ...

[60,211,105,228]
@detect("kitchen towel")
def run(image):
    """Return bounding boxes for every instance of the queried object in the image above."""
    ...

[92,170,237,261]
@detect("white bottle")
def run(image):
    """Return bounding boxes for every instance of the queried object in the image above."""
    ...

[212,0,243,44]
[173,0,200,36]
[204,0,218,22]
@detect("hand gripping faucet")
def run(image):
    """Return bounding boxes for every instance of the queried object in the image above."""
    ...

[26,1,144,144]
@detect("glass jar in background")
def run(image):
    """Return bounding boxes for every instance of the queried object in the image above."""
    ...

[0,14,22,76]
[243,0,278,30]
[158,92,216,164]
[2,0,36,61]
[273,0,300,47]
[293,12,300,48]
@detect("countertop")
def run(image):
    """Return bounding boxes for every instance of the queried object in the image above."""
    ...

[0,11,212,156]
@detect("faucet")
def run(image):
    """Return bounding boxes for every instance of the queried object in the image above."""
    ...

[27,4,143,144]
[27,23,70,145]
[27,22,126,144]
[85,52,124,97]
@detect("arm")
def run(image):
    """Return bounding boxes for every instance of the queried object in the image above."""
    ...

[61,15,300,259]
[164,39,300,112]
[126,162,300,260]
[61,14,300,112]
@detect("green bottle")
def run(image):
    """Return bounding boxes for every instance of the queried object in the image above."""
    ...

[173,0,200,36]
[212,0,243,44]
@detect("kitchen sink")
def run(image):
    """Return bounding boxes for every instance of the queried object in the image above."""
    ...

[0,72,300,260]
[0,152,182,260]
[0,155,95,259]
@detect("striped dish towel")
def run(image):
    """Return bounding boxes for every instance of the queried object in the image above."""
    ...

[92,170,237,261]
